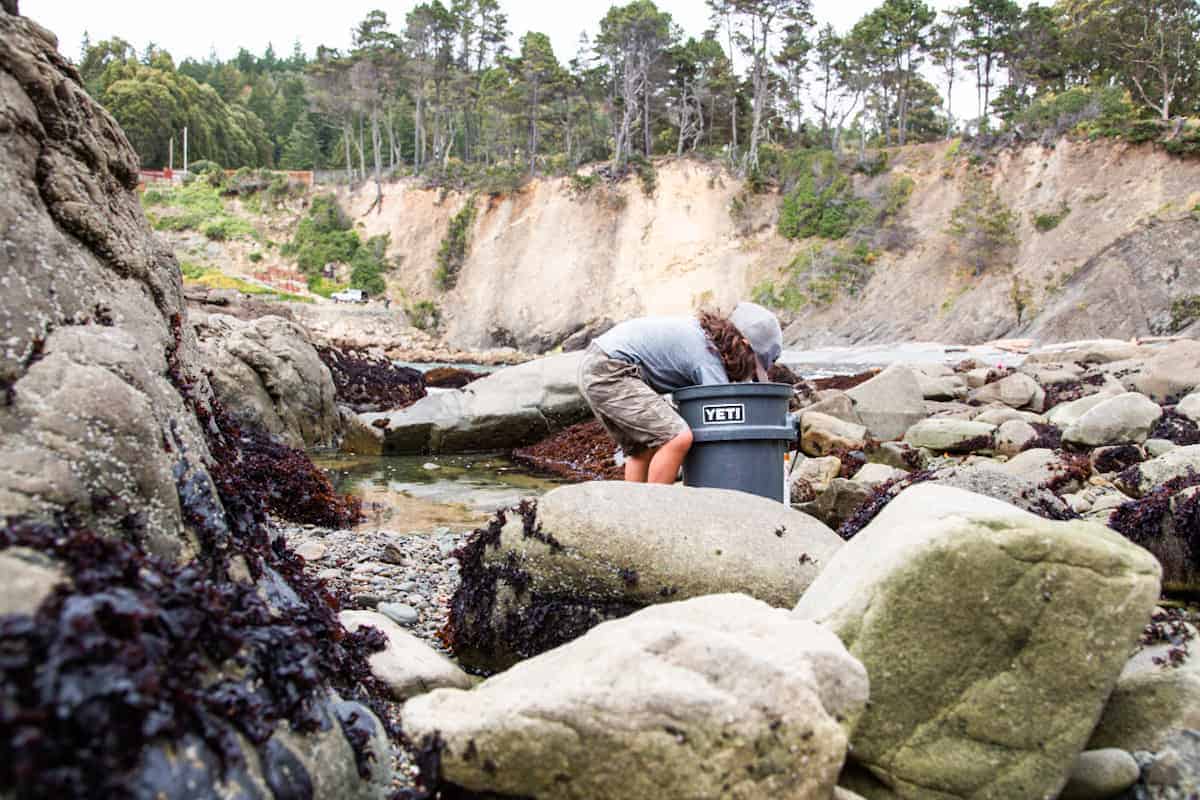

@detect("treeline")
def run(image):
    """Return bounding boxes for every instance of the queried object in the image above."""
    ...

[77,0,1200,183]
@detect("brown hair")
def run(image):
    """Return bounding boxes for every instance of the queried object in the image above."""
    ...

[698,311,758,382]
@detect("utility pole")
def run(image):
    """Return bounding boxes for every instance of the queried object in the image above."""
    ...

[183,126,188,172]
[168,135,174,172]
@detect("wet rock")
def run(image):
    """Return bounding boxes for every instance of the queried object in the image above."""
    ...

[846,365,927,441]
[903,419,997,453]
[794,484,1162,800]
[1063,392,1163,447]
[1059,749,1140,800]
[340,611,474,700]
[801,411,867,457]
[404,594,868,800]
[0,547,66,616]
[1092,445,1145,475]
[969,372,1046,411]
[362,353,589,453]
[196,314,342,449]
[447,483,842,672]
[422,366,480,389]
[1131,729,1200,799]
[379,602,420,627]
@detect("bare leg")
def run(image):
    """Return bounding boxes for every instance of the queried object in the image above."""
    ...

[624,450,652,482]
[647,429,693,484]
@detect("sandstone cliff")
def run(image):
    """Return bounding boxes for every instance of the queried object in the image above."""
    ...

[338,139,1200,353]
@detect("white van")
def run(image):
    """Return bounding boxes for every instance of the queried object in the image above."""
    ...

[331,288,368,304]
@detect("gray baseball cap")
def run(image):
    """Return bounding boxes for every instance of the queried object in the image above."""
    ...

[730,301,782,381]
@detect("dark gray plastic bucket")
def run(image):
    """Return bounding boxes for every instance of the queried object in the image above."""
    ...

[674,383,796,503]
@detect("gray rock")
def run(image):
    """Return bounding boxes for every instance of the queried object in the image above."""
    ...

[851,463,907,486]
[903,419,997,453]
[999,448,1088,493]
[0,547,66,616]
[867,441,925,471]
[403,594,868,800]
[790,455,843,498]
[794,484,1162,800]
[1063,392,1163,447]
[970,372,1046,411]
[801,411,867,457]
[995,419,1039,456]
[1177,391,1200,422]
[813,478,875,529]
[803,390,863,425]
[1027,340,1146,365]
[1060,749,1141,800]
[915,372,969,401]
[1117,340,1200,403]
[1145,438,1178,458]
[1089,618,1200,754]
[1047,388,1125,428]
[1132,729,1200,799]
[452,482,843,671]
[1115,445,1200,498]
[379,602,420,626]
[362,353,589,453]
[846,365,927,441]
[195,313,341,449]
[340,611,474,700]
[929,463,1077,518]
[295,541,327,562]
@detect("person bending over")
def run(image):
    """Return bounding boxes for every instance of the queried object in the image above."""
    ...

[577,302,783,483]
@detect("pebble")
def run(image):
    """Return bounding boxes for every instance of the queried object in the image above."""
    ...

[381,543,406,565]
[423,462,440,471]
[379,602,420,626]
[355,594,382,609]
[396,581,418,592]
[316,568,341,581]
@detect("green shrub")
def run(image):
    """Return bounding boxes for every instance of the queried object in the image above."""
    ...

[878,175,915,221]
[202,217,253,241]
[948,170,1019,274]
[1032,201,1071,233]
[1164,125,1200,159]
[629,154,657,197]
[408,299,441,332]
[188,160,222,176]
[569,172,599,195]
[248,251,263,263]
[349,234,390,295]
[778,151,871,240]
[287,195,361,278]
[853,151,890,177]
[141,188,166,206]
[1169,296,1200,332]
[434,197,478,290]
[305,275,346,298]
[179,261,206,279]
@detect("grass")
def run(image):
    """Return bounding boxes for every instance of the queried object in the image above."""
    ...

[145,182,256,241]
[1032,201,1071,233]
[180,261,311,303]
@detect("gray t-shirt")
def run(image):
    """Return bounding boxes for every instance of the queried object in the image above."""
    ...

[594,316,728,393]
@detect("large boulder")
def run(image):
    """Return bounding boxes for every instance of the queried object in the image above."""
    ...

[846,365,927,441]
[196,313,341,449]
[404,594,869,800]
[1111,340,1200,402]
[361,353,589,453]
[1062,392,1163,447]
[0,12,214,560]
[793,484,1161,800]
[1026,340,1146,365]
[446,482,843,671]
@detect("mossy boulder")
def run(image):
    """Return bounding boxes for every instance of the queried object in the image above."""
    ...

[794,484,1161,799]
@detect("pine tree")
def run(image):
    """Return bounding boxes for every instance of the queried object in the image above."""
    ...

[280,114,321,169]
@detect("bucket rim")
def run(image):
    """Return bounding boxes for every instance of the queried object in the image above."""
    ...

[674,382,794,401]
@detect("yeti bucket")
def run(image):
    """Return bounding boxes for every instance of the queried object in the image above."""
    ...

[674,383,796,503]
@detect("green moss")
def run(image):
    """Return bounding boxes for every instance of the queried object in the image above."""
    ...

[1032,201,1071,233]
[434,197,479,291]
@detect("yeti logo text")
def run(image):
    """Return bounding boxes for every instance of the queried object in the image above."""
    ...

[702,404,745,425]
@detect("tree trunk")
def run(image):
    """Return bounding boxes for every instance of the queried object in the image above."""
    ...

[370,106,383,213]
[343,121,353,182]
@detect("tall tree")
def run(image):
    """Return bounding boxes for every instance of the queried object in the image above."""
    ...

[929,15,965,137]
[953,0,1020,125]
[1060,0,1200,121]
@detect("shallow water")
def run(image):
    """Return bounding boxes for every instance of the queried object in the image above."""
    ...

[313,452,564,533]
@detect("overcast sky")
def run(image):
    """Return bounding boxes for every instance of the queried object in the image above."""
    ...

[28,0,1024,119]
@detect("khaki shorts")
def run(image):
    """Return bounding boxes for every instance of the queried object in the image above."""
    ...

[578,344,690,455]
